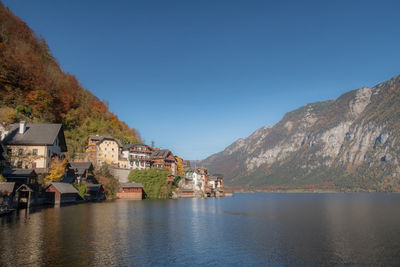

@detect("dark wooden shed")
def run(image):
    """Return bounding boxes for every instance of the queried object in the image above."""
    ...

[0,182,16,209]
[45,182,79,204]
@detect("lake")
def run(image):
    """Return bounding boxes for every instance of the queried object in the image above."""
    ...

[1,193,400,266]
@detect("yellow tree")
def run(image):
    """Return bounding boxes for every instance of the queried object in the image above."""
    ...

[176,156,184,175]
[45,157,68,186]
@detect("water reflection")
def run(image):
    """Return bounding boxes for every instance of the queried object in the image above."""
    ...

[1,194,400,266]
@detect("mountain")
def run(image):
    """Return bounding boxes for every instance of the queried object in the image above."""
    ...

[0,3,140,157]
[201,75,400,192]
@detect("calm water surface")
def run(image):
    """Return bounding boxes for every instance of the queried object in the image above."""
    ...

[1,193,400,266]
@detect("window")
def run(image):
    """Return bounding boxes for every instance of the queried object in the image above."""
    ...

[33,149,38,155]
[7,149,11,155]
[17,161,22,168]
[18,149,23,155]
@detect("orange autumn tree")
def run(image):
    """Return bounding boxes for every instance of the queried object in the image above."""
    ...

[176,156,184,175]
[0,2,141,158]
[44,157,68,186]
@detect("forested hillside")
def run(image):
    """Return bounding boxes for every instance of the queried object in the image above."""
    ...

[0,3,140,157]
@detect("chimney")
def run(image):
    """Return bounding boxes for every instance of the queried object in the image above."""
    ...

[19,121,26,134]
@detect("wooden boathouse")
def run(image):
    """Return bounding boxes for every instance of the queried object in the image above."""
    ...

[116,183,143,199]
[45,182,79,204]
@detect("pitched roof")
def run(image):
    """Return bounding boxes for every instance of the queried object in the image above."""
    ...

[2,169,37,178]
[122,142,151,150]
[151,149,172,158]
[89,135,123,147]
[49,182,79,194]
[120,182,143,188]
[0,182,15,196]
[3,123,67,151]
[16,184,33,192]
[70,162,93,176]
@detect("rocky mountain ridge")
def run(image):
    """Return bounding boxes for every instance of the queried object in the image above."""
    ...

[201,75,400,191]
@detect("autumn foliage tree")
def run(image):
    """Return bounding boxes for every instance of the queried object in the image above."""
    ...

[44,157,68,186]
[0,3,140,158]
[176,156,184,175]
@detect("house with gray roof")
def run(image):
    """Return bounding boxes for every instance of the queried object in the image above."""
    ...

[2,121,67,172]
[70,162,94,183]
[2,169,38,188]
[86,134,122,167]
[45,182,79,204]
[151,149,177,175]
[121,143,152,170]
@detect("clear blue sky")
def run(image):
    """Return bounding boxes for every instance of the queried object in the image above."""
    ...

[3,0,400,160]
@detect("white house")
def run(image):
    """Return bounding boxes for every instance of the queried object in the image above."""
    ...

[185,168,203,191]
[121,143,152,170]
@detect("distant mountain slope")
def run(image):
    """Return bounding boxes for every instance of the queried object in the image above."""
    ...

[0,3,140,157]
[201,75,400,191]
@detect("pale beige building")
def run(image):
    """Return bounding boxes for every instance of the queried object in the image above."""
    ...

[86,135,122,167]
[2,122,67,172]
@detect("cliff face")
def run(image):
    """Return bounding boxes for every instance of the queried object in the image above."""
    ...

[201,75,400,191]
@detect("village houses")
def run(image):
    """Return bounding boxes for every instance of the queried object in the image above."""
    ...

[2,121,67,173]
[86,134,122,167]
[151,149,177,175]
[0,120,227,209]
[121,143,152,170]
[185,167,203,191]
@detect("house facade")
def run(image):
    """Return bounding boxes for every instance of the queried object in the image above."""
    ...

[86,135,122,167]
[208,174,224,191]
[185,168,203,191]
[151,149,177,175]
[2,122,67,172]
[121,143,152,170]
[70,162,94,184]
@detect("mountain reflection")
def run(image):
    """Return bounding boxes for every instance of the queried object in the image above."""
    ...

[1,194,400,266]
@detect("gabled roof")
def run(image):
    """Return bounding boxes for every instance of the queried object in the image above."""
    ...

[122,142,151,151]
[70,162,94,176]
[2,169,37,178]
[89,135,123,147]
[0,182,16,196]
[3,123,67,152]
[151,149,172,158]
[120,182,143,188]
[16,184,33,192]
[49,182,79,194]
